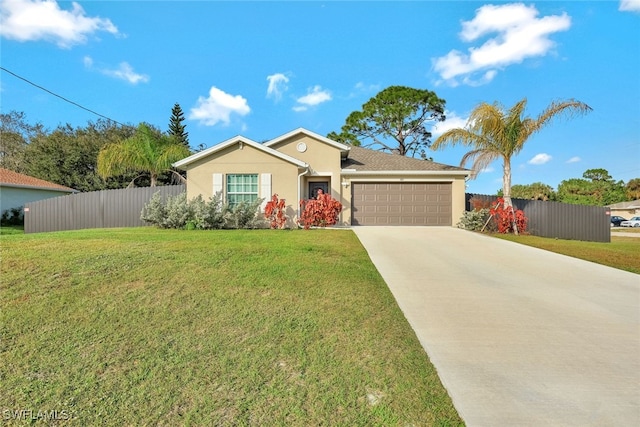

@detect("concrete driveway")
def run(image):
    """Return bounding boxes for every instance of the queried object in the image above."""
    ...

[353,227,640,427]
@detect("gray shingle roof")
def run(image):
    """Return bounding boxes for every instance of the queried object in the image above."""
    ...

[342,146,469,173]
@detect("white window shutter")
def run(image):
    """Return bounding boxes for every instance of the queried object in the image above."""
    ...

[260,173,271,210]
[213,173,223,199]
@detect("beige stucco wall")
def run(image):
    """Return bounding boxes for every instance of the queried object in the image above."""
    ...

[183,142,302,225]
[268,134,348,224]
[340,175,467,226]
[451,178,466,226]
[182,134,468,227]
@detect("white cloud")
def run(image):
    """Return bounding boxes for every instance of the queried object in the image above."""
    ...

[266,73,289,101]
[566,156,581,163]
[430,111,469,138]
[189,86,250,126]
[528,153,552,165]
[354,82,370,91]
[620,0,640,12]
[0,0,118,48]
[432,3,571,86]
[349,81,381,98]
[103,62,149,84]
[294,85,332,110]
[84,56,149,84]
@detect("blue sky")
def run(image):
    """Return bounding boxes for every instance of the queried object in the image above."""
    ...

[1,0,639,195]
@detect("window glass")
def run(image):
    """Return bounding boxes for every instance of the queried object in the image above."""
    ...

[227,174,258,206]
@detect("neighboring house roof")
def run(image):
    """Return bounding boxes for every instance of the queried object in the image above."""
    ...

[173,136,309,169]
[0,168,77,192]
[341,146,470,175]
[606,199,640,209]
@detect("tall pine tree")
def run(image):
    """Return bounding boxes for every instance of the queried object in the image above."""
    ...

[168,103,189,148]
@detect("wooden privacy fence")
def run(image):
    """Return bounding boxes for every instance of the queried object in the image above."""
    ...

[466,193,611,243]
[24,185,185,234]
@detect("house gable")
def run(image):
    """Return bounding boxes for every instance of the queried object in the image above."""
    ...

[264,129,349,183]
[174,137,306,206]
[265,128,350,155]
[173,136,307,170]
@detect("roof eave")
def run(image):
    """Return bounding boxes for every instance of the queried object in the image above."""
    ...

[0,183,77,192]
[173,135,255,168]
[341,169,471,176]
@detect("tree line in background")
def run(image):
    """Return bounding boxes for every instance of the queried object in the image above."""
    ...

[0,104,191,192]
[2,88,638,207]
[330,87,637,210]
[497,170,640,206]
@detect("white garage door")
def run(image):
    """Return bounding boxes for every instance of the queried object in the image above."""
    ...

[352,182,452,226]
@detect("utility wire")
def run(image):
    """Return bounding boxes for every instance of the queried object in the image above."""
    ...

[1,66,133,130]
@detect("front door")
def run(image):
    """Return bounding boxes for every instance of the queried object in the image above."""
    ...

[308,181,329,199]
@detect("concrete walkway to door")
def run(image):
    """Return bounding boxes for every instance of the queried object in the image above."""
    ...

[353,227,640,426]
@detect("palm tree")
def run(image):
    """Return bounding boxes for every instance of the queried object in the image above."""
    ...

[432,98,592,233]
[97,123,191,187]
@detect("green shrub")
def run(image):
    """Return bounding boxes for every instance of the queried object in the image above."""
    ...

[141,192,191,229]
[163,193,192,229]
[141,192,167,226]
[1,207,24,226]
[191,193,226,230]
[141,192,263,230]
[224,199,263,229]
[457,208,492,231]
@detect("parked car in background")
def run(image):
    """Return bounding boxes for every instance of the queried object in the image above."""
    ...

[611,215,627,227]
[620,216,640,227]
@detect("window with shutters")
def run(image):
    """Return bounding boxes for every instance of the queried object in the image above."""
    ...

[226,174,258,207]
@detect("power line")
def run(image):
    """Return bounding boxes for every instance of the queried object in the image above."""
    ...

[1,66,133,130]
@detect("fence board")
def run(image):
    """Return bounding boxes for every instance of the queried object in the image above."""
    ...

[466,193,610,242]
[25,185,185,234]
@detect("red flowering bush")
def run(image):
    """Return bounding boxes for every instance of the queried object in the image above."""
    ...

[490,197,528,234]
[470,196,492,211]
[299,190,343,229]
[264,194,287,229]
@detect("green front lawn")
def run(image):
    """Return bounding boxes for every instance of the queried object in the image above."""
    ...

[493,234,640,274]
[0,228,462,426]
[0,225,24,235]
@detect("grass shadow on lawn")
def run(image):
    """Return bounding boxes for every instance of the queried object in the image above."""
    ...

[0,228,463,426]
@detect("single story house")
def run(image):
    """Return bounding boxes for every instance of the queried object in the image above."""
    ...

[0,168,77,215]
[606,199,640,218]
[173,128,470,226]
